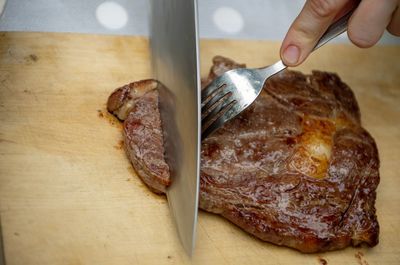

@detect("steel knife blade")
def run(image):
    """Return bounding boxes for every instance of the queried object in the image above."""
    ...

[149,0,201,256]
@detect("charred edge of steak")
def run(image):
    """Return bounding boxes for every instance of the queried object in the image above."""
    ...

[107,79,158,121]
[107,79,170,193]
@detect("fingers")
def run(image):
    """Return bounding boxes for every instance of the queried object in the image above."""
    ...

[333,0,360,20]
[387,4,400,36]
[281,0,399,67]
[280,0,350,66]
[347,0,398,48]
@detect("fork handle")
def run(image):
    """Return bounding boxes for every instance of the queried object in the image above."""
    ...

[312,8,355,51]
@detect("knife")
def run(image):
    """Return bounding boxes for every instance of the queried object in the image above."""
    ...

[149,0,201,256]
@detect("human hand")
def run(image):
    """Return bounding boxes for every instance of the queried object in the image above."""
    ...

[280,0,400,66]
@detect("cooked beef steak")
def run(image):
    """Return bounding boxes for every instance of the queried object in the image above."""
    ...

[107,56,379,253]
[107,80,170,193]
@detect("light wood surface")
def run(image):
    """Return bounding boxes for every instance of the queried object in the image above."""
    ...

[0,32,399,265]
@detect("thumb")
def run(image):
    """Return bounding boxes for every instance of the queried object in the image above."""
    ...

[280,0,350,66]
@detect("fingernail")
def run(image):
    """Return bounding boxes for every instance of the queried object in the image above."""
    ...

[283,45,300,65]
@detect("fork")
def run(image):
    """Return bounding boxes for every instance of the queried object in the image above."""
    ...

[201,9,355,140]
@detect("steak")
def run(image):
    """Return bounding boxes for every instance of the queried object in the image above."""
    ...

[107,79,170,193]
[107,56,380,253]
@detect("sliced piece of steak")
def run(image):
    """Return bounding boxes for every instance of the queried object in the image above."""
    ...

[107,57,379,253]
[107,80,170,193]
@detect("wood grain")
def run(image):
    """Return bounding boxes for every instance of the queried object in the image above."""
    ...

[0,32,399,265]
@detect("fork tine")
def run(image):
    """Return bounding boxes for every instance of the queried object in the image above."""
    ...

[202,101,240,140]
[202,97,236,128]
[201,76,225,102]
[201,88,232,115]
[201,90,229,120]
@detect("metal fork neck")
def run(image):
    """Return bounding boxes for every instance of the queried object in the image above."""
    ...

[256,60,287,80]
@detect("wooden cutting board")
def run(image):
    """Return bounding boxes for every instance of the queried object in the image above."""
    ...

[0,32,399,265]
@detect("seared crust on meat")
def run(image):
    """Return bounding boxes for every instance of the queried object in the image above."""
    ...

[107,79,158,120]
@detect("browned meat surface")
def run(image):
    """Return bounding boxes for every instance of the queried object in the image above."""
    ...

[107,80,170,193]
[107,56,379,253]
[201,56,246,87]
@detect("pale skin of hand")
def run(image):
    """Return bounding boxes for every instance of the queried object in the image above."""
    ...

[280,0,400,66]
